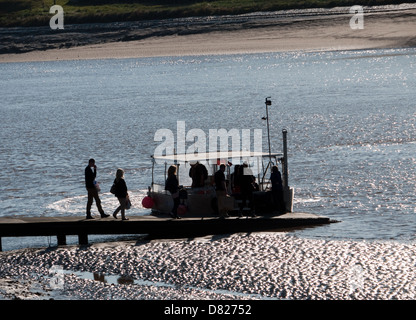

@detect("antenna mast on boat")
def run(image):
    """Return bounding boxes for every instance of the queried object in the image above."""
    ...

[263,97,272,164]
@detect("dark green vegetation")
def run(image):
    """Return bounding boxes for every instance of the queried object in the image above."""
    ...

[0,0,413,27]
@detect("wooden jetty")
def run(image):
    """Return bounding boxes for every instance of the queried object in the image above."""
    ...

[0,212,333,251]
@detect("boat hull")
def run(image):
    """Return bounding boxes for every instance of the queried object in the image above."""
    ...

[149,187,294,218]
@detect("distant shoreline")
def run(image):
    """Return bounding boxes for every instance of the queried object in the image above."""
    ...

[1,0,413,28]
[1,5,416,63]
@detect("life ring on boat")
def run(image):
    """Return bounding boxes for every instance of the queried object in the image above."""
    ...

[141,196,154,209]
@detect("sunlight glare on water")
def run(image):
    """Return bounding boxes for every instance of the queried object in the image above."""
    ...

[0,48,415,245]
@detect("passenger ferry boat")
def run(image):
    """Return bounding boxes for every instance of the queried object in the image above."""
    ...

[145,129,294,218]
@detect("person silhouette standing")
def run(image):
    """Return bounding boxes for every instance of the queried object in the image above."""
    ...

[112,168,129,221]
[215,164,229,218]
[165,165,180,219]
[270,165,285,213]
[189,161,208,188]
[85,158,109,219]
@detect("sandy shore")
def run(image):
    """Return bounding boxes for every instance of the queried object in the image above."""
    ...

[1,233,416,300]
[1,7,416,63]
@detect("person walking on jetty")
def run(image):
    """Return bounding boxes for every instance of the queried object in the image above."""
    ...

[112,168,129,220]
[85,158,109,219]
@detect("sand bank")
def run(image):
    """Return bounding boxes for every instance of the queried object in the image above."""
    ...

[1,233,416,300]
[1,8,416,63]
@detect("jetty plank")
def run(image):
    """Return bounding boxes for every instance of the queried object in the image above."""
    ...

[0,213,331,251]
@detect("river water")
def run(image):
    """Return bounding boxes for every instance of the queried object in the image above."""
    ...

[1,48,415,245]
[1,47,416,300]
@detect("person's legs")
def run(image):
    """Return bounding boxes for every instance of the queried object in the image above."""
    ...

[216,190,228,217]
[172,197,181,218]
[86,188,94,218]
[117,197,127,220]
[89,187,108,217]
[113,205,121,218]
[91,188,103,215]
[87,188,108,218]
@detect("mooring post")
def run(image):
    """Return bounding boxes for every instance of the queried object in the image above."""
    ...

[282,129,289,188]
[57,234,66,246]
[282,129,293,212]
[78,234,88,246]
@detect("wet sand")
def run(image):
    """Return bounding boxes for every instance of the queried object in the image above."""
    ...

[1,7,416,63]
[1,233,415,300]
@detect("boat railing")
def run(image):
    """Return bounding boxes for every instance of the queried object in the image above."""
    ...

[185,186,216,196]
[151,182,217,197]
[151,183,170,194]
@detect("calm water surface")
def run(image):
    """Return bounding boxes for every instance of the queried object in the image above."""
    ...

[0,48,415,250]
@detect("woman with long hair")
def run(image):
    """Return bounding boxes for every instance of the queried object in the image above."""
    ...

[112,168,129,220]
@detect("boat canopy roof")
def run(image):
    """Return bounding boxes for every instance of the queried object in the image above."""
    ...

[153,151,283,163]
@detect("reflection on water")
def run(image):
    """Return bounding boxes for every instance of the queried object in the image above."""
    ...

[63,269,270,299]
[0,48,415,245]
[5,232,414,300]
[93,272,135,285]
